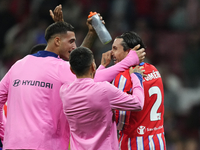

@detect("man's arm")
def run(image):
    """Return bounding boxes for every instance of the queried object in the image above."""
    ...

[0,71,10,141]
[94,45,145,82]
[105,72,144,111]
[80,28,97,49]
[81,13,105,49]
[49,5,103,50]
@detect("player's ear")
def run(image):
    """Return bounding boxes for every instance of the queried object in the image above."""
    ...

[91,61,96,72]
[54,36,61,47]
[70,66,75,75]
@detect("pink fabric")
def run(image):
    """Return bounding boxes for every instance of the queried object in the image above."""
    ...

[60,73,144,150]
[94,50,139,82]
[0,55,73,150]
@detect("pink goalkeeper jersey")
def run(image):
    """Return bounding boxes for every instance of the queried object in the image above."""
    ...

[0,50,139,149]
[60,74,144,150]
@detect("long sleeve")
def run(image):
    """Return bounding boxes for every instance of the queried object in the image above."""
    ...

[0,71,10,141]
[96,65,105,71]
[94,50,139,82]
[106,73,144,111]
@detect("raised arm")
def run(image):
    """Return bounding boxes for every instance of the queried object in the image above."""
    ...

[81,13,105,49]
[49,4,64,22]
[94,45,146,82]
[80,18,97,49]
[49,6,103,50]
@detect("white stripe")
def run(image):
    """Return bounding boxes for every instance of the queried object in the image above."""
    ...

[116,75,127,130]
[112,78,115,85]
[119,133,124,150]
[136,136,144,150]
[117,111,126,130]
[148,135,155,150]
[118,75,127,91]
[157,133,164,150]
[128,138,131,150]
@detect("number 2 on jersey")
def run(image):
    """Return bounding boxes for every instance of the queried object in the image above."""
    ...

[149,86,162,121]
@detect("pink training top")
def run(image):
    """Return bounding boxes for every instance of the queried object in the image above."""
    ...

[0,53,73,150]
[60,74,144,150]
[0,50,139,149]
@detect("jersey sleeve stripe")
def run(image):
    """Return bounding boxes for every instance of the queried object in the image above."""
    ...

[117,111,126,130]
[118,75,127,91]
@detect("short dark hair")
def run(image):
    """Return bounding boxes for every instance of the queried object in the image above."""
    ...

[69,47,94,76]
[116,31,146,51]
[30,44,46,54]
[45,22,74,42]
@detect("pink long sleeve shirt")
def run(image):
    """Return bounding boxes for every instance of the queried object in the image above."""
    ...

[60,74,144,150]
[0,50,139,149]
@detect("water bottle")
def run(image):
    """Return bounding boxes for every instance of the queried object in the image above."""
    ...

[88,12,112,45]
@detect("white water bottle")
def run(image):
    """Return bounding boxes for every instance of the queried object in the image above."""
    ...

[88,12,112,45]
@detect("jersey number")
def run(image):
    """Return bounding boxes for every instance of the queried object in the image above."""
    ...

[149,86,162,121]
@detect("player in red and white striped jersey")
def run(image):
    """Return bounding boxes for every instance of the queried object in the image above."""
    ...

[111,31,166,150]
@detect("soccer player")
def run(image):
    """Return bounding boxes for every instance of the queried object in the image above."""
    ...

[60,47,144,150]
[112,31,166,150]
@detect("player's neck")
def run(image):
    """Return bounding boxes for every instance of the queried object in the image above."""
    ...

[76,70,95,79]
[45,44,59,56]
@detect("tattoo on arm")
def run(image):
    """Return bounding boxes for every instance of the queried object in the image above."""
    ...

[81,32,97,49]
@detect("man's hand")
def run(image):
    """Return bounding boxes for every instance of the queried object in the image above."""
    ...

[81,13,105,49]
[49,4,64,22]
[101,50,112,67]
[130,44,146,63]
[87,13,105,33]
[129,66,147,77]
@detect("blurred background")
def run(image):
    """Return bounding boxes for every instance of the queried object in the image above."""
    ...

[0,0,200,149]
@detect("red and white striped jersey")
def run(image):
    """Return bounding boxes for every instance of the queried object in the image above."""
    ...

[113,62,166,150]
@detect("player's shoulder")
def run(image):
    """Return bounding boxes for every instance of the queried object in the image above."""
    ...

[142,63,162,82]
[96,81,111,87]
[142,62,158,71]
[117,69,130,77]
[60,81,73,95]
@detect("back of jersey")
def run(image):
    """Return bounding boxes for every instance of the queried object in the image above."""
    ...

[2,54,73,149]
[114,63,166,150]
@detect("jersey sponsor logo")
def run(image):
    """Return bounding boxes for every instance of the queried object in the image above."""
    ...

[13,79,53,89]
[13,79,21,87]
[137,126,146,135]
[144,70,161,82]
[147,125,163,132]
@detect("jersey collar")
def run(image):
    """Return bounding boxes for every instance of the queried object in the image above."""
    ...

[31,50,58,58]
